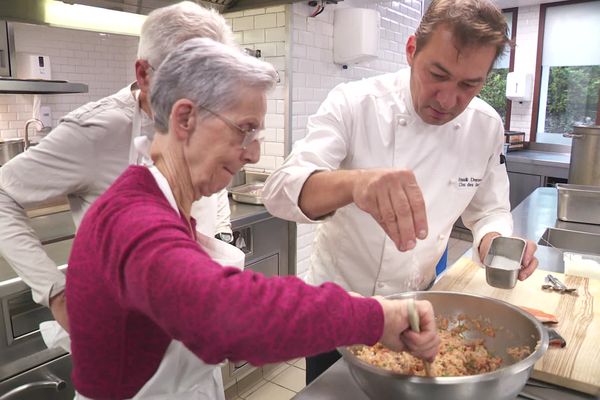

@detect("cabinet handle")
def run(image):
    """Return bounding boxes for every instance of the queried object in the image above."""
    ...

[0,374,66,400]
[562,133,584,139]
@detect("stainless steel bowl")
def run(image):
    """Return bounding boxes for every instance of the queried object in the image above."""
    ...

[339,291,549,400]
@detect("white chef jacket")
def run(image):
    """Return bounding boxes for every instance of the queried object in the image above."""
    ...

[0,83,232,307]
[262,68,513,296]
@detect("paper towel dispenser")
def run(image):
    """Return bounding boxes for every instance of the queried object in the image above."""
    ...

[333,8,379,65]
[506,72,533,102]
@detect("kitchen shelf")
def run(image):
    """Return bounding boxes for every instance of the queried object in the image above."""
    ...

[0,79,88,94]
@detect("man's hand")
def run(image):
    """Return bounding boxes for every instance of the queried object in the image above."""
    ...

[375,297,439,362]
[518,240,538,280]
[478,233,539,281]
[352,169,428,251]
[49,291,69,333]
[477,232,501,262]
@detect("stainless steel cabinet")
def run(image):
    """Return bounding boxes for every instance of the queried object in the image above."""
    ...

[508,172,543,210]
[222,253,280,388]
[221,215,290,389]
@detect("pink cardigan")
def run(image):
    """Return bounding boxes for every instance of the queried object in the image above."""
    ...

[66,166,383,399]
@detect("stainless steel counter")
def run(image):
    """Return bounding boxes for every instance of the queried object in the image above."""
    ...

[510,187,600,272]
[0,198,271,284]
[506,150,570,179]
[292,358,596,400]
[293,187,599,400]
[229,200,270,228]
[458,186,599,272]
[507,150,570,168]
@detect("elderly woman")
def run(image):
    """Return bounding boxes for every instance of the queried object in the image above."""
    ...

[66,38,440,400]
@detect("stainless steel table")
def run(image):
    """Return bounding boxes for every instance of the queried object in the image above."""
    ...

[505,150,570,180]
[293,187,599,400]
[292,358,596,400]
[0,199,270,283]
[510,187,600,273]
[506,150,570,169]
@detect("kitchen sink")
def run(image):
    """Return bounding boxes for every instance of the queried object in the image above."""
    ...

[538,227,600,255]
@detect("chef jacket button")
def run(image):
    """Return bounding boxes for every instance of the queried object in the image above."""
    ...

[438,234,445,241]
[377,282,385,289]
[449,178,457,185]
[454,123,461,130]
[398,118,407,127]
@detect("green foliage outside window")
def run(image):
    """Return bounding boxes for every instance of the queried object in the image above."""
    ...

[545,65,600,133]
[478,68,509,124]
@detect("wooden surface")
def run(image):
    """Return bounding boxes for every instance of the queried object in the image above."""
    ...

[433,257,600,396]
[25,197,70,218]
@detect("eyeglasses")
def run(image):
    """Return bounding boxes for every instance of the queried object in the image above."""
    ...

[197,104,264,149]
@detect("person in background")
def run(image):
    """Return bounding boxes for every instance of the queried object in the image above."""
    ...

[66,37,440,400]
[0,1,235,332]
[262,0,539,384]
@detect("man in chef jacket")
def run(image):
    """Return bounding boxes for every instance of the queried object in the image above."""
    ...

[0,2,236,332]
[262,0,539,384]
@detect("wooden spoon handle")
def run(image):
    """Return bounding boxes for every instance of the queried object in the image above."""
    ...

[407,298,433,377]
[407,298,420,332]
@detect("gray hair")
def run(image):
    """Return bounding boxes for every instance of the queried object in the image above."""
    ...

[150,38,278,134]
[137,1,235,69]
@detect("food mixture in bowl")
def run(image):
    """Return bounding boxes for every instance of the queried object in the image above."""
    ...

[354,315,532,377]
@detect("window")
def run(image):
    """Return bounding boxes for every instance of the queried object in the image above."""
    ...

[533,1,600,144]
[478,9,516,129]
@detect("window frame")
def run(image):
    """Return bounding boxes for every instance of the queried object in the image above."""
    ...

[529,0,600,142]
[479,8,517,130]
[502,7,518,131]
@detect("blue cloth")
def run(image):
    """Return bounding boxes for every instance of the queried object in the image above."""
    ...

[435,246,448,276]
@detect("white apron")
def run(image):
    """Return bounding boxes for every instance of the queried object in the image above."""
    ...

[41,100,245,399]
[110,165,245,400]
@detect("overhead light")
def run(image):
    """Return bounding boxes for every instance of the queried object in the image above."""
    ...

[44,0,146,36]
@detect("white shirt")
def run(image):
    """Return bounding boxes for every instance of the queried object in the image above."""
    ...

[262,68,512,296]
[0,84,232,306]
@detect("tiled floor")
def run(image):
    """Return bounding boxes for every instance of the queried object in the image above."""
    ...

[226,359,306,400]
[225,238,473,400]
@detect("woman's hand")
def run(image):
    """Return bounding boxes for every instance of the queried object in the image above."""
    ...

[374,297,439,362]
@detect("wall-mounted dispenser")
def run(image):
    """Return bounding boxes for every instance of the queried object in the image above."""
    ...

[506,72,533,102]
[333,8,380,65]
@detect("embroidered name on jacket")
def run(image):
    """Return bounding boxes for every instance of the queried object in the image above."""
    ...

[458,177,482,188]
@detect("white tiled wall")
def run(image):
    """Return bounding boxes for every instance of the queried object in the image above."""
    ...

[1,9,288,171]
[508,5,539,139]
[0,23,137,139]
[290,0,423,279]
[223,5,289,172]
[0,3,429,281]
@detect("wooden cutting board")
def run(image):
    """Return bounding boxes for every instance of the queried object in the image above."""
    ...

[432,257,600,396]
